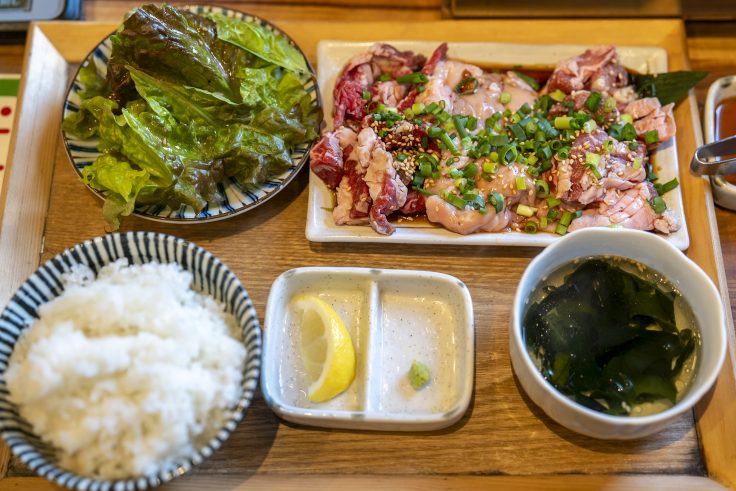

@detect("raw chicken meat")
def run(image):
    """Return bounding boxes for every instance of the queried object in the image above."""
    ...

[624,97,676,143]
[312,42,682,238]
[333,44,426,128]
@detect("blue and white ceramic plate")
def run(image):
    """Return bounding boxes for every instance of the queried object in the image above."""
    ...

[62,6,321,224]
[0,232,262,490]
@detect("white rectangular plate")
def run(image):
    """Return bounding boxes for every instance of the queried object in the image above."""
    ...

[261,267,474,431]
[307,41,689,250]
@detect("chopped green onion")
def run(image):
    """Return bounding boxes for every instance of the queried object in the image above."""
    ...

[441,133,460,156]
[453,115,469,138]
[419,162,432,177]
[602,139,613,153]
[489,191,505,213]
[555,224,568,235]
[509,123,527,141]
[512,71,541,91]
[379,73,392,82]
[428,126,443,138]
[629,141,639,151]
[575,210,583,218]
[524,121,538,135]
[584,92,602,112]
[483,161,498,174]
[516,176,527,190]
[437,111,451,123]
[500,145,519,164]
[540,216,548,228]
[537,119,558,138]
[519,103,533,115]
[362,90,371,100]
[455,76,479,95]
[488,134,509,146]
[490,151,499,162]
[582,119,598,133]
[655,177,679,195]
[560,211,573,227]
[467,116,478,131]
[464,163,478,178]
[621,113,634,125]
[524,221,539,234]
[632,157,642,169]
[403,109,415,119]
[397,72,429,84]
[644,129,660,144]
[488,112,503,127]
[500,92,512,104]
[412,102,425,114]
[547,208,559,220]
[417,85,426,93]
[547,198,562,208]
[535,179,550,197]
[442,191,467,209]
[554,116,573,129]
[425,102,439,114]
[414,186,433,196]
[516,204,537,217]
[449,169,464,178]
[396,153,407,162]
[585,152,601,179]
[651,196,667,214]
[621,123,637,141]
[536,95,554,115]
[603,96,616,113]
[550,89,566,102]
[412,173,424,187]
[538,145,553,161]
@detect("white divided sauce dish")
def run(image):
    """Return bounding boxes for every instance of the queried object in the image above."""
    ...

[262,267,474,431]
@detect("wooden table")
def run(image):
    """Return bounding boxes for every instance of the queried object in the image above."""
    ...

[1,3,736,491]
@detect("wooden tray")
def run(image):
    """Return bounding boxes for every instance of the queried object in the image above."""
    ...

[0,19,734,491]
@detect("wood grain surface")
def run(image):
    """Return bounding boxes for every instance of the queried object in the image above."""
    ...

[0,18,730,491]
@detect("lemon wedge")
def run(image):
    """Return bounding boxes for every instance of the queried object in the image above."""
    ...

[292,294,356,402]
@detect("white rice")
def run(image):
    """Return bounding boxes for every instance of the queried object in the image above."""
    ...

[4,259,247,480]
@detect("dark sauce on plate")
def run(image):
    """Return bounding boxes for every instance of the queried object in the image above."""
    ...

[522,256,699,417]
[715,96,736,184]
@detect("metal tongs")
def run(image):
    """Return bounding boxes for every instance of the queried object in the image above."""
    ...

[690,135,736,176]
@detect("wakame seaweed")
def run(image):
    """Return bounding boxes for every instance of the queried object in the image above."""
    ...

[522,259,696,416]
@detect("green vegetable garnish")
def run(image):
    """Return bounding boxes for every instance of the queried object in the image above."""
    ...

[408,360,430,390]
[62,4,319,229]
[632,71,708,106]
[523,259,697,416]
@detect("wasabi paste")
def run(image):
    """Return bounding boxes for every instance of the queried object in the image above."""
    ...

[408,360,430,390]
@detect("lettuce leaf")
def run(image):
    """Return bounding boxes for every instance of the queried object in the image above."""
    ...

[81,155,150,230]
[206,12,308,74]
[109,4,234,103]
